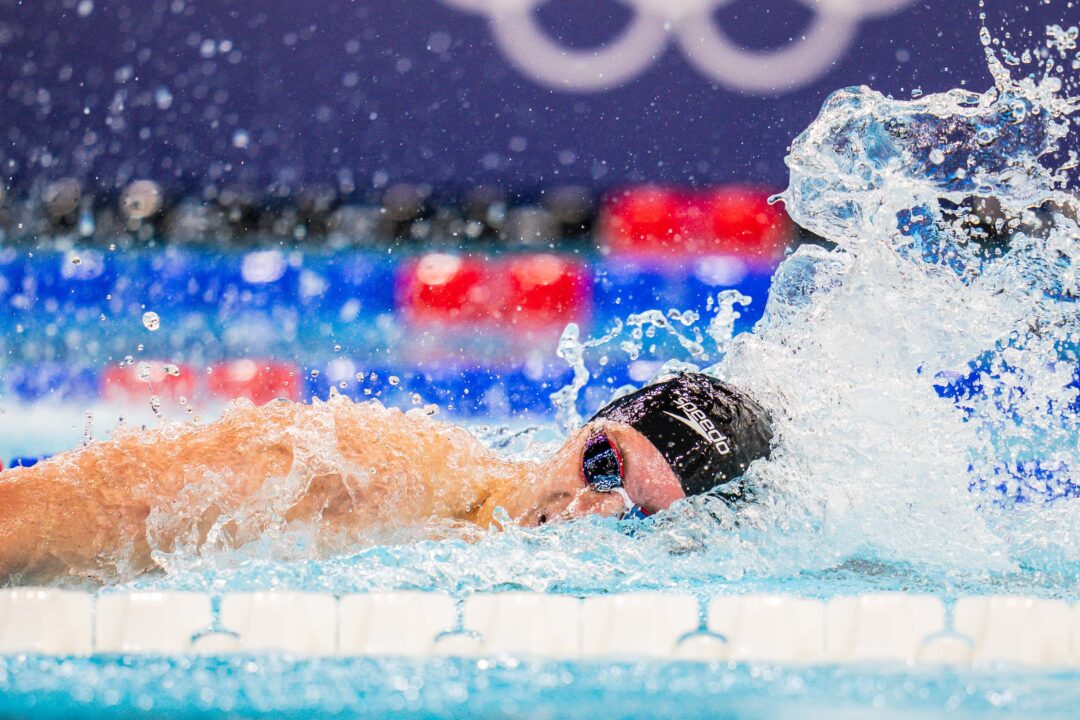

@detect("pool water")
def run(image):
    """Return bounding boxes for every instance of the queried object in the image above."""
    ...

[2,654,1079,719]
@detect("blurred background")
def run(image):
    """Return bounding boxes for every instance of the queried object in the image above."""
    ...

[0,0,1057,461]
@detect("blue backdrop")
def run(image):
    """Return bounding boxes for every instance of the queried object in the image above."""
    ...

[0,0,1059,196]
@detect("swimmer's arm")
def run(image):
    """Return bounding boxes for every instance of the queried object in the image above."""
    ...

[0,399,509,580]
[0,401,302,581]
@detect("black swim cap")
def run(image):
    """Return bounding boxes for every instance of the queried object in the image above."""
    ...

[588,373,773,500]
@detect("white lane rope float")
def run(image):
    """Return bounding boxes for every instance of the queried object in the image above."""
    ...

[437,0,917,94]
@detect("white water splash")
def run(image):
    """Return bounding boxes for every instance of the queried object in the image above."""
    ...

[538,17,1079,585]
[107,13,1080,596]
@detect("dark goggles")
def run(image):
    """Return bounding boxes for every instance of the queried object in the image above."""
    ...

[582,432,649,520]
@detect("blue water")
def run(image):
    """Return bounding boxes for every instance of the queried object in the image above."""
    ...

[2,654,1079,720]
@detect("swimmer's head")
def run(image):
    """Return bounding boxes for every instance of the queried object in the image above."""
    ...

[511,372,774,527]
[588,372,773,501]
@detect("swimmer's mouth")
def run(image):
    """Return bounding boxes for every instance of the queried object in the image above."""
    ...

[547,489,648,526]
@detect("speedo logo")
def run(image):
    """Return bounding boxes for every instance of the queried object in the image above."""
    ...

[664,397,732,455]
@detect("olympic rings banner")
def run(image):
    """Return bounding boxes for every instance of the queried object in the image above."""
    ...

[438,0,917,94]
[0,0,1056,194]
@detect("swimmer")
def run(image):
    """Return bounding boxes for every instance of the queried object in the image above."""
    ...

[0,372,772,581]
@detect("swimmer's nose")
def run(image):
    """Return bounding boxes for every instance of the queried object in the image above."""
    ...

[558,489,625,520]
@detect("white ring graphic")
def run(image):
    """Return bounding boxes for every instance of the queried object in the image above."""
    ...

[439,0,917,94]
[674,7,858,95]
[487,2,670,92]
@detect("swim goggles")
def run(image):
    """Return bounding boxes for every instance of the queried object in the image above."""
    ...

[582,431,649,521]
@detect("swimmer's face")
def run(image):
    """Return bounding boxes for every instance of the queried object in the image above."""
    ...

[520,421,686,527]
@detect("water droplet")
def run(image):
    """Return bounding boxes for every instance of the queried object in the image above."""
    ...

[163,364,180,377]
[929,149,946,165]
[142,311,160,331]
[423,404,439,416]
[411,393,422,405]
[79,210,95,237]
[388,375,400,386]
[136,362,152,382]
[149,395,161,415]
[310,369,320,378]
[71,256,82,266]
[976,128,998,146]
[82,410,94,446]
[154,87,173,111]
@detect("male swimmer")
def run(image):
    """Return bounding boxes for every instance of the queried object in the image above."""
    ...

[0,372,772,581]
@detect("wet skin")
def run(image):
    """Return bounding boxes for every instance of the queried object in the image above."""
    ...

[0,396,684,582]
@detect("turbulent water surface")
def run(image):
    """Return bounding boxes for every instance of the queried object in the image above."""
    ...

[84,14,1078,602]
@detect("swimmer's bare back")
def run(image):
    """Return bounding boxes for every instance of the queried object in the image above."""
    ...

[0,397,536,583]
